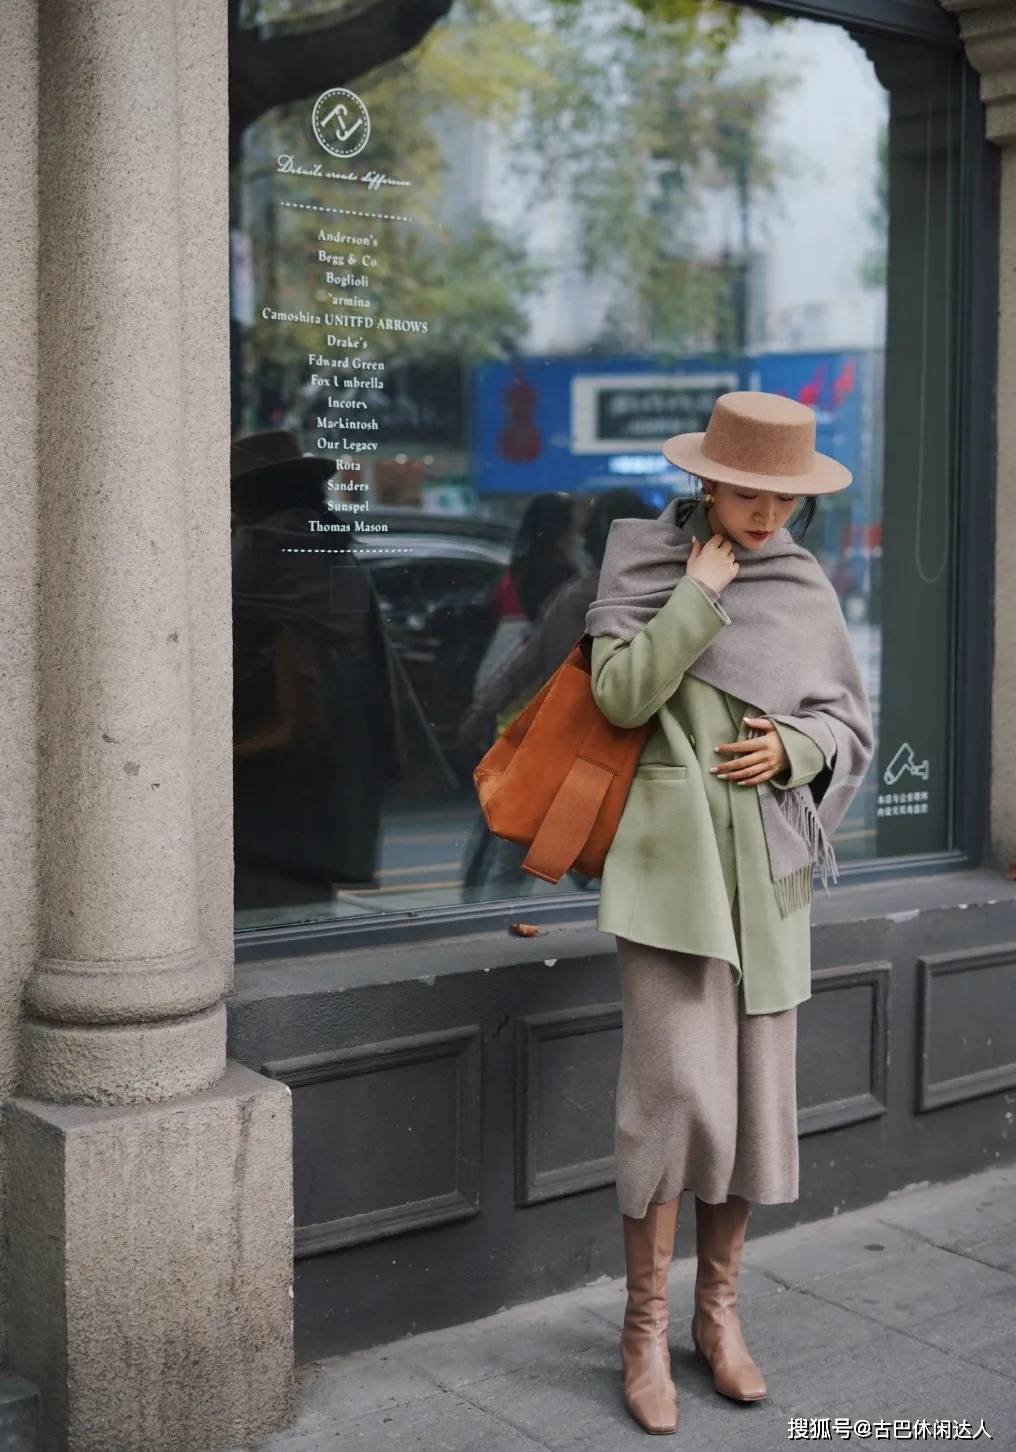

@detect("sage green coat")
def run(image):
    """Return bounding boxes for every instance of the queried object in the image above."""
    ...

[590,513,827,1015]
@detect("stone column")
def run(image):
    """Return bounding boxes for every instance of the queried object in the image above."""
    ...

[20,0,226,1106]
[0,0,40,1383]
[939,0,1016,868]
[4,3,294,1448]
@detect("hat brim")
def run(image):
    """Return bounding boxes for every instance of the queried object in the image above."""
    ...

[231,455,337,490]
[661,432,852,495]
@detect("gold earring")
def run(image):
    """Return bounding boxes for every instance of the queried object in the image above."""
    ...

[702,492,714,505]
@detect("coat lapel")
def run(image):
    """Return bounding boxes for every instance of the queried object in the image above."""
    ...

[687,500,753,727]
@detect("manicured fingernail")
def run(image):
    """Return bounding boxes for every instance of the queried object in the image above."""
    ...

[709,766,717,774]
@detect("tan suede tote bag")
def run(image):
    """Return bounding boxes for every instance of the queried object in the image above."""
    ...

[473,635,652,883]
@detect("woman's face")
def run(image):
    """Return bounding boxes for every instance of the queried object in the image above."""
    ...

[703,479,800,551]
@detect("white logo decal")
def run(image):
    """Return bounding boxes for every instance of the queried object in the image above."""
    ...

[312,89,371,159]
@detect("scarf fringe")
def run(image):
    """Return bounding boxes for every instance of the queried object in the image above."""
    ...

[773,864,813,917]
[772,784,840,919]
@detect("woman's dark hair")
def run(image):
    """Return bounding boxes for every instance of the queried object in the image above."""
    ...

[672,479,817,542]
[510,491,577,621]
[583,487,658,566]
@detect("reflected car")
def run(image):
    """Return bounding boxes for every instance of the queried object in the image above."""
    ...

[349,510,515,752]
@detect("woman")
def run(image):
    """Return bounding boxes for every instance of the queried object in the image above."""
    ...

[510,490,580,624]
[584,392,874,1435]
[471,491,579,698]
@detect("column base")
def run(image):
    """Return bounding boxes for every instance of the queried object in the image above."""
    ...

[19,1001,227,1105]
[6,1062,294,1452]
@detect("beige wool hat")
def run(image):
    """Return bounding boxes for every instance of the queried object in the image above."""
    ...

[662,390,852,495]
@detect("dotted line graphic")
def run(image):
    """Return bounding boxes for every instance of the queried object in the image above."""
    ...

[281,546,417,554]
[279,200,414,223]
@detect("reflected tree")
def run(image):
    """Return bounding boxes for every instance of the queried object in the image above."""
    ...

[230,0,795,432]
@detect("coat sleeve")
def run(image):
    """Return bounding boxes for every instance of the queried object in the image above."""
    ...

[768,721,828,789]
[589,574,731,728]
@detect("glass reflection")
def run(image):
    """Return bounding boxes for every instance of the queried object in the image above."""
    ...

[229,0,960,928]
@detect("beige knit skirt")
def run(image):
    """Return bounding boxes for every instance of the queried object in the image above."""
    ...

[613,893,799,1218]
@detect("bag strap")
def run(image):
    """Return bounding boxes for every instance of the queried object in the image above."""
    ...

[519,634,642,882]
[521,756,613,883]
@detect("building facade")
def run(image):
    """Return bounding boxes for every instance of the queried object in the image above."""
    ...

[3,0,1016,1448]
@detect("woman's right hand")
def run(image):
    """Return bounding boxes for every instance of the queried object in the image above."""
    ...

[686,534,739,595]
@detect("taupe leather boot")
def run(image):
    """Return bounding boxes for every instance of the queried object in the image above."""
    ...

[690,1194,767,1401]
[619,1194,681,1434]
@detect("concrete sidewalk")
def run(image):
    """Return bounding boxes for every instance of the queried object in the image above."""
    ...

[234,1164,1016,1451]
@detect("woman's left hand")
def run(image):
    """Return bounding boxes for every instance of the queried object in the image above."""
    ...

[710,716,789,785]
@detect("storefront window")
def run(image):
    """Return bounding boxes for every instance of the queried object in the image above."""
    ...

[229,0,964,931]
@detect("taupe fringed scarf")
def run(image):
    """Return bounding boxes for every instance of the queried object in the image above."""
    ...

[584,496,874,916]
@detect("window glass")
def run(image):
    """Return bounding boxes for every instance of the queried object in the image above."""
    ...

[229,0,963,931]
